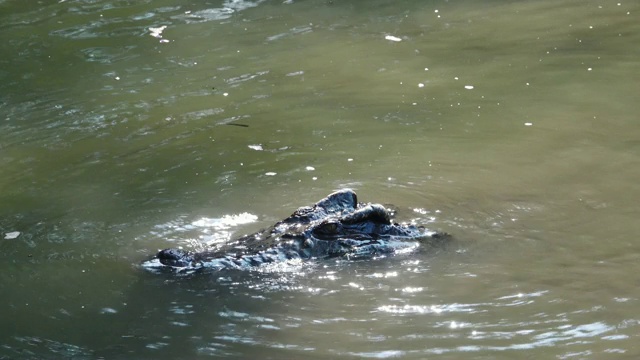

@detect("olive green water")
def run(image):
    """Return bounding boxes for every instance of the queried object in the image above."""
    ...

[2,0,640,358]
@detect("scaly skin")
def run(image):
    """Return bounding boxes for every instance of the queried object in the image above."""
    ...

[154,189,448,271]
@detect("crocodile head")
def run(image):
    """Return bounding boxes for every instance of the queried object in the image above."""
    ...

[152,189,447,270]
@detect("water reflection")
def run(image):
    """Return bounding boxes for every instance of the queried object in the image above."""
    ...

[172,0,266,24]
[12,337,92,359]
[147,212,258,250]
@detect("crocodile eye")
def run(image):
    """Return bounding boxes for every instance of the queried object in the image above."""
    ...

[317,221,339,234]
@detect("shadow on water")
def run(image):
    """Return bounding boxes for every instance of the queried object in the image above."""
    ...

[96,243,456,360]
[96,269,305,359]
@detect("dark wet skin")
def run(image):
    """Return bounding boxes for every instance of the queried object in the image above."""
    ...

[155,189,448,270]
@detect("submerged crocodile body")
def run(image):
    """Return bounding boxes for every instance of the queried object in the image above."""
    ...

[152,189,447,271]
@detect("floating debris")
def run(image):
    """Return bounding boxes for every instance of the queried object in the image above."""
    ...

[464,85,474,90]
[149,25,167,39]
[4,231,20,240]
[385,35,402,42]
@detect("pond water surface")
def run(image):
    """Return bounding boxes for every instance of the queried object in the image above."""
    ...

[2,0,640,359]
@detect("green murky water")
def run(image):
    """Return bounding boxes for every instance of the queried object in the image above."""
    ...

[2,0,640,358]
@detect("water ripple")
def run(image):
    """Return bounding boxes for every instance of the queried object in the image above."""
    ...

[171,0,266,24]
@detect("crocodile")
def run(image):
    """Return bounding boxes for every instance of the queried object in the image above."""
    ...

[151,189,448,271]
